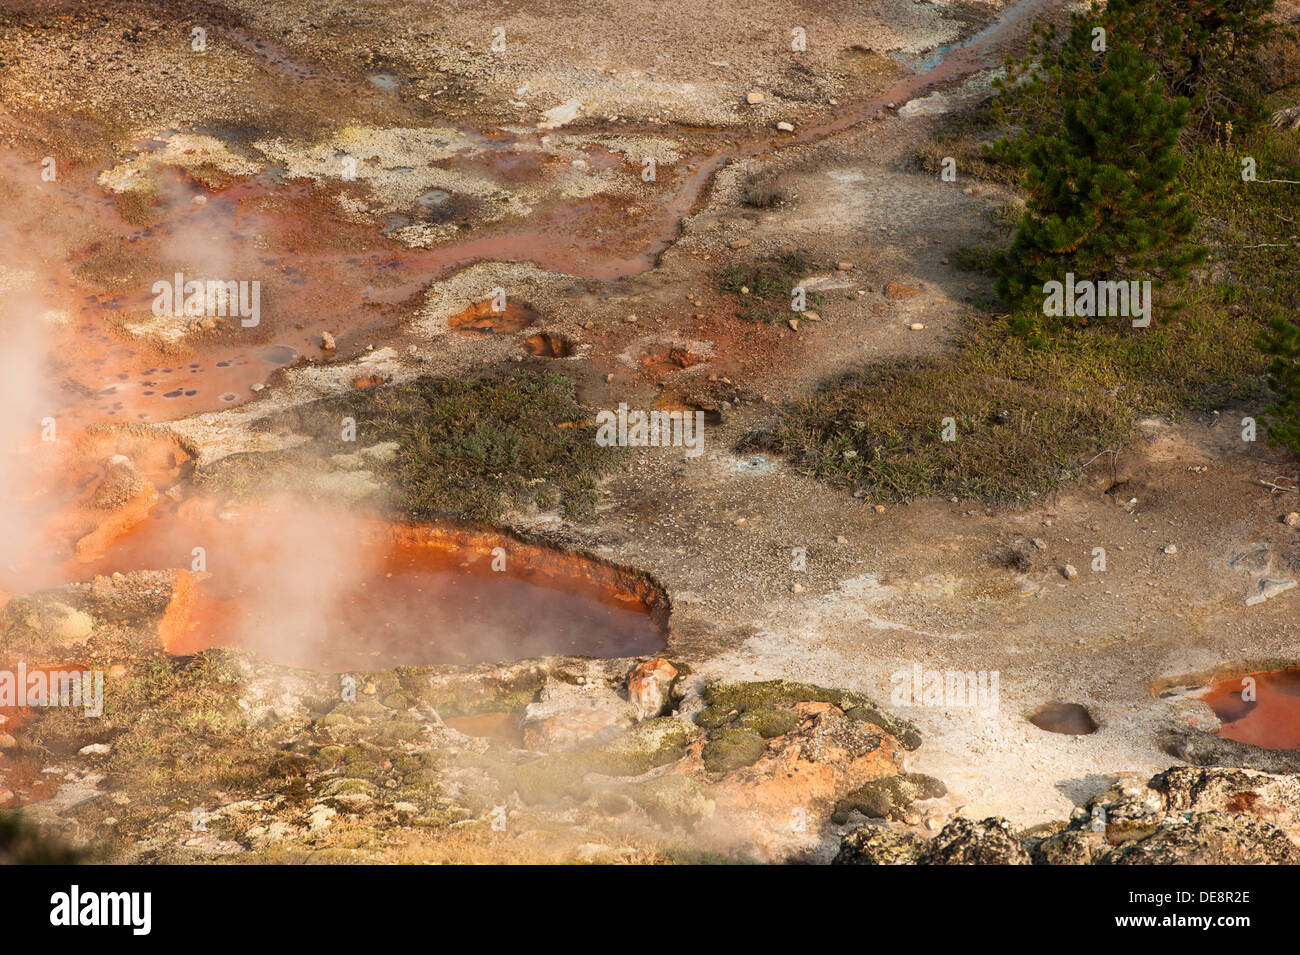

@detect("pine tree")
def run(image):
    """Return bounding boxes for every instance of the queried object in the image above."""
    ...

[1260,313,1300,454]
[993,35,1203,312]
[993,0,1284,142]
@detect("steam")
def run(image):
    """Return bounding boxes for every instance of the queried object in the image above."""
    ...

[0,281,64,593]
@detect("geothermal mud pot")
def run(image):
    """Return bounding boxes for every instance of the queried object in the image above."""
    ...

[2,0,1300,883]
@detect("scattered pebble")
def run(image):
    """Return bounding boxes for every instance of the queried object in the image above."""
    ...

[745,91,764,104]
[320,331,336,351]
[1062,564,1079,580]
[776,121,794,132]
[1161,544,1178,555]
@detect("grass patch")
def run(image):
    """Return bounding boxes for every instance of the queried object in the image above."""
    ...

[913,98,1023,186]
[719,250,824,323]
[248,370,616,522]
[751,308,1264,504]
[757,119,1299,504]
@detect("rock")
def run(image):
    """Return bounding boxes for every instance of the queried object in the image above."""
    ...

[921,817,1033,865]
[521,681,636,752]
[1229,544,1272,574]
[78,743,112,757]
[1168,697,1221,733]
[835,535,848,545]
[701,699,907,858]
[627,657,679,720]
[1033,828,1105,865]
[0,734,16,750]
[908,323,925,331]
[91,455,144,509]
[884,281,922,299]
[307,804,336,831]
[728,238,751,249]
[776,121,794,132]
[873,504,886,514]
[802,310,820,321]
[1062,564,1078,580]
[1161,543,1178,555]
[833,826,925,865]
[787,318,799,331]
[745,91,764,105]
[539,98,582,129]
[1246,578,1297,606]
[1103,812,1300,864]
[1031,538,1047,550]
[320,331,336,351]
[1285,512,1300,528]
[1153,766,1300,845]
[836,261,853,271]
[791,582,804,594]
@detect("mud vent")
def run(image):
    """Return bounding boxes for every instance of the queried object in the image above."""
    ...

[1202,668,1300,750]
[448,299,539,334]
[1029,703,1097,735]
[163,522,667,672]
[520,333,573,358]
[639,344,707,373]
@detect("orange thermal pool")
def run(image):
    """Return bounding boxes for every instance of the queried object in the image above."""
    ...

[1202,668,1300,750]
[80,502,666,672]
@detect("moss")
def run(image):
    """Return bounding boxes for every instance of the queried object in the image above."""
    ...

[367,721,425,745]
[601,718,694,766]
[830,773,948,824]
[701,728,766,773]
[393,755,423,775]
[696,680,921,751]
[321,778,380,798]
[624,776,715,829]
[736,707,800,739]
[399,666,546,719]
[316,745,346,768]
[507,719,698,804]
